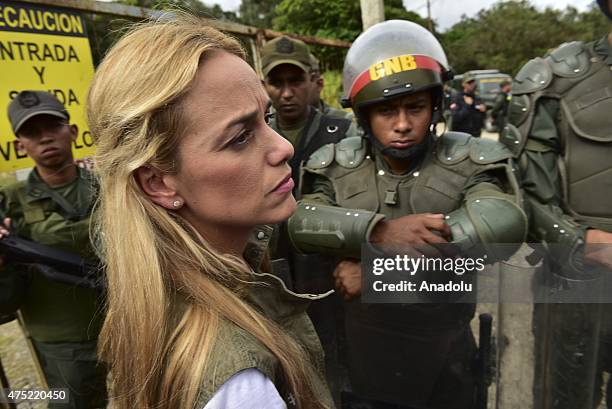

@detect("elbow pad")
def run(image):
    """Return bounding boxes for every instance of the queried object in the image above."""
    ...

[446,195,527,261]
[528,198,587,279]
[287,202,385,259]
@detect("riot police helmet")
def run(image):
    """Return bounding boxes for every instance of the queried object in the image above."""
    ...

[341,20,452,124]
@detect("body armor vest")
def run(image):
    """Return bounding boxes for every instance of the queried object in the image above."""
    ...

[326,134,508,220]
[301,132,518,404]
[558,46,612,231]
[508,41,612,232]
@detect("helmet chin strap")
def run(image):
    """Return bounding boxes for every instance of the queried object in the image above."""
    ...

[363,104,440,162]
[369,131,431,161]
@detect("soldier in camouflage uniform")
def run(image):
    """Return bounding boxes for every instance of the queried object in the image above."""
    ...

[490,80,511,132]
[500,1,612,407]
[261,36,360,403]
[262,36,359,192]
[0,91,106,408]
[287,20,527,409]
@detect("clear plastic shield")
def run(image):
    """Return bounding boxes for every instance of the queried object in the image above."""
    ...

[494,244,611,409]
[348,242,612,409]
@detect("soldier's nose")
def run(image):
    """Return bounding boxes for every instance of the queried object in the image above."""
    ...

[280,86,293,99]
[395,111,411,133]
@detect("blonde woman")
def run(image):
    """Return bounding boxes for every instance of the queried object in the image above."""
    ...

[87,15,334,409]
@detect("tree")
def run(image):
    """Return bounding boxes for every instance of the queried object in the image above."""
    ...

[385,0,433,31]
[440,1,609,76]
[272,0,429,42]
[270,0,430,71]
[86,0,237,66]
[238,0,281,28]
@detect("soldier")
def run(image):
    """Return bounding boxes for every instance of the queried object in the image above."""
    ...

[308,53,355,121]
[490,80,511,133]
[441,83,457,127]
[450,73,487,137]
[261,36,359,403]
[288,20,527,409]
[0,91,106,408]
[262,36,358,191]
[500,1,612,407]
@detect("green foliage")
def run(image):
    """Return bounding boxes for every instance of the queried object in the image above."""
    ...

[272,0,429,41]
[86,0,609,84]
[321,70,344,108]
[271,0,429,71]
[86,0,236,66]
[237,0,281,28]
[272,0,360,42]
[441,1,609,76]
[384,0,433,31]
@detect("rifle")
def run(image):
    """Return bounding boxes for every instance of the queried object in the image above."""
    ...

[0,235,101,290]
[475,313,493,409]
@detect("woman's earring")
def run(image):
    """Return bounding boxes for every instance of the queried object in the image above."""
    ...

[172,199,183,209]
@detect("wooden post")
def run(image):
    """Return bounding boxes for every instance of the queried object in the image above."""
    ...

[360,0,385,31]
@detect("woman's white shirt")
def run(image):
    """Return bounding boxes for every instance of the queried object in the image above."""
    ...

[202,368,287,409]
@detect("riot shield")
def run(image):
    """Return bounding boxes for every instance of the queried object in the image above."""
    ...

[495,243,611,409]
[352,242,611,409]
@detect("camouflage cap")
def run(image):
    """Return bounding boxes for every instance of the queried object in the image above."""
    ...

[462,72,476,84]
[261,36,312,77]
[8,90,69,135]
[309,53,320,73]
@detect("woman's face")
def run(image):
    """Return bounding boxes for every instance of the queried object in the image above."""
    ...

[167,51,296,240]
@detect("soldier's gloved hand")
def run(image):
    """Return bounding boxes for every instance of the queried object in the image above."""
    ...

[585,229,612,270]
[370,213,451,246]
[333,258,362,300]
[0,217,12,270]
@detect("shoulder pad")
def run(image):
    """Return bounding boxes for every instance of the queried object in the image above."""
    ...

[320,115,351,135]
[469,137,513,164]
[546,41,589,78]
[335,136,366,169]
[512,57,553,95]
[305,142,335,170]
[436,132,472,165]
[499,123,525,157]
[506,93,531,127]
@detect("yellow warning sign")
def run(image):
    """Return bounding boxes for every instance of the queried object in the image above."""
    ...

[0,0,95,172]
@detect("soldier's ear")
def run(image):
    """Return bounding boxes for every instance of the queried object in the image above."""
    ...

[316,76,324,91]
[14,139,26,155]
[134,166,182,210]
[68,124,78,142]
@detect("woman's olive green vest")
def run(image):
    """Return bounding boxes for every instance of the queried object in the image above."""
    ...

[194,270,334,408]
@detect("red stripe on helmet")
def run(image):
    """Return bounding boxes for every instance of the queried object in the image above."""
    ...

[348,54,443,103]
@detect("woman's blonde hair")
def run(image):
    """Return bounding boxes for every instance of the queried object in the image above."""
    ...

[88,15,328,409]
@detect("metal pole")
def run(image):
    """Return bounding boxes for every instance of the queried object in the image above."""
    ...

[360,0,385,31]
